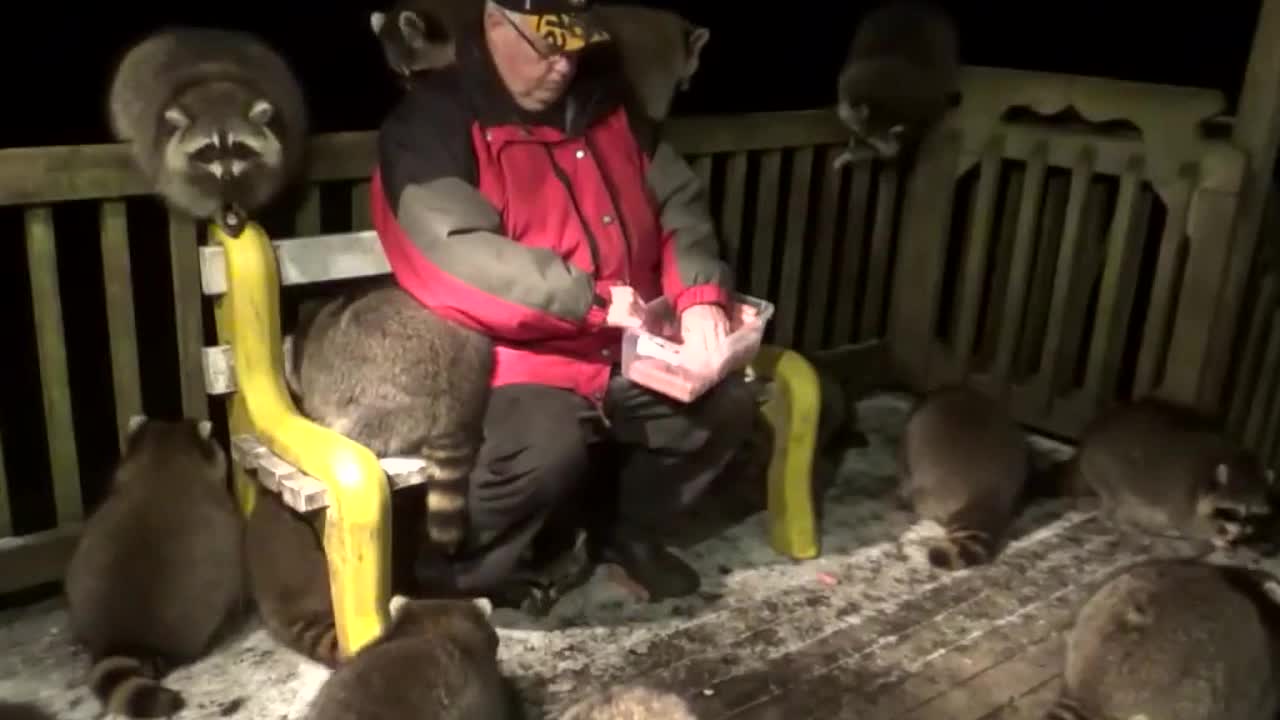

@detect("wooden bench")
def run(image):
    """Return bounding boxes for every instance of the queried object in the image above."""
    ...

[199,222,822,657]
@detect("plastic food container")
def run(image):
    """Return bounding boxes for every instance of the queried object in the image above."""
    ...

[620,293,775,402]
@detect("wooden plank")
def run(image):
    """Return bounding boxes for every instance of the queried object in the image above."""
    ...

[24,207,82,525]
[773,147,814,347]
[351,181,372,230]
[168,212,208,419]
[1132,171,1194,396]
[0,525,82,594]
[99,200,143,449]
[990,144,1048,382]
[719,153,748,270]
[800,146,844,351]
[199,230,389,296]
[294,185,323,236]
[1243,310,1280,448]
[829,164,873,344]
[860,166,899,340]
[1083,155,1146,405]
[749,151,783,300]
[230,434,429,513]
[692,155,713,196]
[661,110,847,156]
[952,137,1005,369]
[1228,273,1279,435]
[1032,146,1095,410]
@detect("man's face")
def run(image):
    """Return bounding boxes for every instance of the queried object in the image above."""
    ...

[485,6,580,112]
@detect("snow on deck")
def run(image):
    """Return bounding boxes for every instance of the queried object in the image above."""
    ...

[2,392,1274,719]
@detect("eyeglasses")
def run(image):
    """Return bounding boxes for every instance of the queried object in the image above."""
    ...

[499,10,565,61]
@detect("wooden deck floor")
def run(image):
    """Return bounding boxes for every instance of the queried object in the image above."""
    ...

[0,392,1271,719]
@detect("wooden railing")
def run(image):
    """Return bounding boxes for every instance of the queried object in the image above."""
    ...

[0,66,1261,594]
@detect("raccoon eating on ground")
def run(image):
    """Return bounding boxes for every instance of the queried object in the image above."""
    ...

[305,595,515,720]
[1050,396,1275,549]
[285,279,492,554]
[107,26,309,235]
[62,416,245,718]
[834,0,960,168]
[368,0,710,121]
[898,384,1031,570]
[1044,558,1280,720]
[244,489,341,667]
[559,683,699,719]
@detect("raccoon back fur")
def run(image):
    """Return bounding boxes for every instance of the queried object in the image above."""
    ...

[898,384,1030,569]
[1054,396,1275,549]
[305,595,514,720]
[245,489,340,667]
[1044,558,1280,720]
[107,26,308,233]
[286,279,492,552]
[63,416,245,718]
[559,684,698,720]
[835,0,960,167]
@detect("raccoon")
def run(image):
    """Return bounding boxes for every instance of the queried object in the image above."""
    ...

[898,384,1031,570]
[834,0,960,168]
[286,279,493,553]
[1044,558,1280,720]
[305,595,514,720]
[559,684,698,720]
[1053,396,1275,549]
[63,416,244,718]
[369,1,709,121]
[0,703,57,720]
[107,26,309,235]
[244,489,340,667]
[370,0,475,81]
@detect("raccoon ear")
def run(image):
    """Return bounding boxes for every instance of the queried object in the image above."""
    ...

[1267,468,1275,486]
[399,10,427,47]
[679,27,709,90]
[196,419,214,441]
[1215,462,1230,487]
[163,106,190,129]
[472,596,494,617]
[370,10,386,34]
[889,123,906,135]
[248,99,274,125]
[126,414,148,438]
[388,594,410,619]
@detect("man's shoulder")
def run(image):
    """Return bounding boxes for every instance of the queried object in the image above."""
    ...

[379,69,475,140]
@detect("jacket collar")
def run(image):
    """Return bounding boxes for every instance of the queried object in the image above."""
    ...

[451,20,625,137]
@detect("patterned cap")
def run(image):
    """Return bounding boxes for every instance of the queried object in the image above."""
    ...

[491,0,611,53]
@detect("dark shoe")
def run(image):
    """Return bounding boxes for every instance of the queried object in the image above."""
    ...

[594,538,701,601]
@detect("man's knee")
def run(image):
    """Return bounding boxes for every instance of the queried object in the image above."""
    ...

[519,421,591,507]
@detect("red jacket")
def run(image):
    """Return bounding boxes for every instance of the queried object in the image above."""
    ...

[370,29,733,403]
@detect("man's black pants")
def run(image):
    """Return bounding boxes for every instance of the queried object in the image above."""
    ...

[428,370,755,595]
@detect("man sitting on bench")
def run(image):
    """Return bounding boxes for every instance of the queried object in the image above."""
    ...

[369,0,753,612]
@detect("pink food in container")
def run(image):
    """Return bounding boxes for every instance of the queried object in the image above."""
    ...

[620,293,775,402]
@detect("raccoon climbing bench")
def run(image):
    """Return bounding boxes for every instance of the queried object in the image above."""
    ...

[199,221,821,657]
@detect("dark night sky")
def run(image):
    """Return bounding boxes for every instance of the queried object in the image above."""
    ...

[0,2,1263,148]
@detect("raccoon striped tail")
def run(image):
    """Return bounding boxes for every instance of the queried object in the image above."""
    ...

[87,655,184,718]
[281,615,341,668]
[1042,696,1091,720]
[421,441,475,551]
[926,527,994,570]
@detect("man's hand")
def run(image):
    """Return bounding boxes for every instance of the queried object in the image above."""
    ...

[605,285,646,328]
[680,303,730,365]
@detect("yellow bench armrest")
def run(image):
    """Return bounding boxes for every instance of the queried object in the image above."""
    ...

[212,222,391,656]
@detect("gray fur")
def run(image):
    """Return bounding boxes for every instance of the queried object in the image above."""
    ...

[899,384,1030,570]
[560,684,698,719]
[306,596,513,720]
[835,0,960,168]
[107,27,309,234]
[0,702,57,720]
[286,280,492,553]
[368,1,710,120]
[245,490,340,667]
[1060,396,1275,549]
[1045,558,1280,720]
[63,416,244,718]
